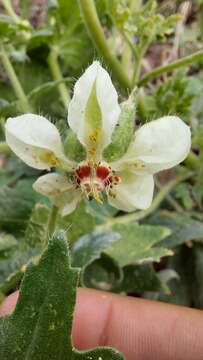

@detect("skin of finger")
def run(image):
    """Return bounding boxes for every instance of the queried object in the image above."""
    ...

[1,289,203,360]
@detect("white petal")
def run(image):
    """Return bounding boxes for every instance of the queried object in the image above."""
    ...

[5,114,73,170]
[108,173,154,212]
[68,61,120,155]
[33,173,72,196]
[112,116,191,174]
[33,173,81,215]
[60,195,81,216]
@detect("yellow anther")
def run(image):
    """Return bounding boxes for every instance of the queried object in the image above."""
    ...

[88,148,96,156]
[40,151,60,166]
[88,129,101,143]
[133,161,145,169]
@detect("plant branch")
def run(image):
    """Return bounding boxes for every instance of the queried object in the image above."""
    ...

[48,48,70,108]
[138,49,203,86]
[98,171,194,230]
[78,0,132,90]
[1,0,21,24]
[0,45,32,113]
[46,205,58,243]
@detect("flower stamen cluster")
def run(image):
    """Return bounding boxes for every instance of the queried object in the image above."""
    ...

[74,161,120,203]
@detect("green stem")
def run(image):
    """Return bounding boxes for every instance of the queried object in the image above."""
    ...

[138,49,203,86]
[133,56,142,84]
[122,41,132,72]
[133,40,151,84]
[0,45,31,113]
[98,172,193,229]
[0,142,11,155]
[48,48,70,108]
[1,0,21,24]
[47,205,58,242]
[78,0,132,90]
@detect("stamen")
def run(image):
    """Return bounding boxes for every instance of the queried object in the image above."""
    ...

[40,151,60,166]
[74,161,121,203]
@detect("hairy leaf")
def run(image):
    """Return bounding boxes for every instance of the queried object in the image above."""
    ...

[148,212,203,248]
[105,224,172,267]
[0,230,124,360]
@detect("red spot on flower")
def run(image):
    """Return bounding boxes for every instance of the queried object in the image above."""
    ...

[96,166,111,180]
[114,175,121,184]
[76,165,91,180]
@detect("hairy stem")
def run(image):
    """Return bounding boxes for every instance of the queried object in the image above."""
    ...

[78,0,132,90]
[48,48,70,108]
[99,172,193,229]
[0,45,32,113]
[47,205,58,242]
[133,40,152,84]
[138,49,203,86]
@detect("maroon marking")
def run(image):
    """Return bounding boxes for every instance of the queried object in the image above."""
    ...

[96,166,111,180]
[104,176,113,187]
[76,165,91,180]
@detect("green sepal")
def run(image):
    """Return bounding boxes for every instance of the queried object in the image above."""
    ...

[64,128,86,162]
[0,230,125,360]
[103,89,136,162]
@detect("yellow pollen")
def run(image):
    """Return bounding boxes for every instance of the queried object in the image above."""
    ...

[40,151,60,166]
[88,148,96,157]
[89,129,100,143]
[92,188,103,203]
[133,161,145,169]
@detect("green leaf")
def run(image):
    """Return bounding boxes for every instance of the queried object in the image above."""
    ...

[103,90,136,162]
[154,73,195,119]
[57,0,81,25]
[82,253,122,291]
[117,264,162,293]
[0,204,49,291]
[24,204,49,248]
[28,28,54,50]
[71,229,120,268]
[0,179,41,233]
[0,15,16,39]
[0,230,124,360]
[105,224,172,267]
[57,201,96,243]
[28,79,70,102]
[159,246,194,307]
[148,212,203,248]
[0,233,17,254]
[86,199,118,223]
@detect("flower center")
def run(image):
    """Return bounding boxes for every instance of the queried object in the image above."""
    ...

[74,161,121,202]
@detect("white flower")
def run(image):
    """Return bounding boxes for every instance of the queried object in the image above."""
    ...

[5,61,191,216]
